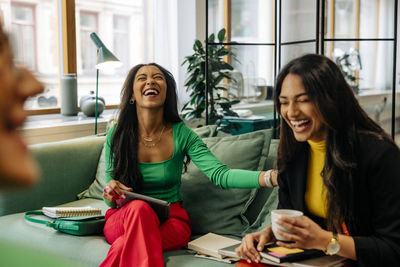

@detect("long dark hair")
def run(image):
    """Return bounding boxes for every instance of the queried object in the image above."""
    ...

[274,54,394,231]
[110,63,186,193]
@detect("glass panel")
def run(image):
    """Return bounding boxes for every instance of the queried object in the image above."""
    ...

[280,42,316,68]
[325,0,395,39]
[113,15,130,74]
[281,0,316,43]
[356,41,395,140]
[396,86,400,145]
[205,44,275,131]
[207,0,224,37]
[79,12,98,74]
[205,44,275,124]
[11,5,34,21]
[228,45,275,102]
[207,0,274,43]
[11,5,35,70]
[324,40,395,138]
[8,1,60,110]
[230,0,274,43]
[326,41,394,92]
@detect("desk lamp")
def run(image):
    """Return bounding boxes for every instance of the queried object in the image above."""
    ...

[90,32,122,134]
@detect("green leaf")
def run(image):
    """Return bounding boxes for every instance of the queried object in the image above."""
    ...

[208,33,215,43]
[221,62,234,70]
[196,95,205,106]
[190,95,197,105]
[230,99,241,105]
[218,28,226,43]
[194,40,203,51]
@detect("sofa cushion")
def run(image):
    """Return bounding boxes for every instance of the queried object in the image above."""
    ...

[0,136,105,216]
[77,124,231,200]
[77,144,107,200]
[181,129,273,236]
[242,187,279,235]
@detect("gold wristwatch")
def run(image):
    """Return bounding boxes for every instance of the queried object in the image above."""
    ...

[324,232,340,255]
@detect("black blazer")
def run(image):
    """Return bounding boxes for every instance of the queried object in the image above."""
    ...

[277,133,400,267]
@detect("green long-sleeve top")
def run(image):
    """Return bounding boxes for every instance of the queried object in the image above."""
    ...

[104,122,261,206]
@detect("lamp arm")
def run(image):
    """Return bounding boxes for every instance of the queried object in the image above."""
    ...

[95,69,99,135]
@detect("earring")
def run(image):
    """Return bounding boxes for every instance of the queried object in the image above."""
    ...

[129,99,135,105]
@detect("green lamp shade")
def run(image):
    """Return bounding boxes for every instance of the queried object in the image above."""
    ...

[90,32,122,70]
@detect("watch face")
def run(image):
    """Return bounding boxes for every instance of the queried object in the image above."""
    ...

[327,241,340,255]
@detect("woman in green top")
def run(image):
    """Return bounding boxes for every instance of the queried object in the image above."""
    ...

[100,63,277,267]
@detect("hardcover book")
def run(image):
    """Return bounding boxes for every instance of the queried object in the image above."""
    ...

[187,232,241,259]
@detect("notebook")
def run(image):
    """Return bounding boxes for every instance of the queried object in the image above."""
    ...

[42,206,102,218]
[259,243,324,263]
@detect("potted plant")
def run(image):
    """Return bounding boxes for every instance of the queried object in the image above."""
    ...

[335,48,362,94]
[182,28,241,131]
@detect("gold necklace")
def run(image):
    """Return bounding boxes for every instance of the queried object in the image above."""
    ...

[141,126,166,148]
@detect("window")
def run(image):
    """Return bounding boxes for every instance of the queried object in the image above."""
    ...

[75,1,143,106]
[11,3,36,71]
[207,0,275,101]
[79,11,98,74]
[324,0,396,92]
[4,0,194,113]
[7,0,60,111]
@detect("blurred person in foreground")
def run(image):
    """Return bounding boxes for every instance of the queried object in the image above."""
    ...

[0,24,79,267]
[0,26,43,187]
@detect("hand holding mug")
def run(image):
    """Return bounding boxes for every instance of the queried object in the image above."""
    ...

[272,210,330,251]
[271,209,303,241]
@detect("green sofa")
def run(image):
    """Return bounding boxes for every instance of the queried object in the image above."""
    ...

[0,125,279,267]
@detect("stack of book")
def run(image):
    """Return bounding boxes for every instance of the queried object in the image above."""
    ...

[188,232,346,267]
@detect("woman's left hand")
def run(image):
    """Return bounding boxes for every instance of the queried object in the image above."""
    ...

[275,215,330,251]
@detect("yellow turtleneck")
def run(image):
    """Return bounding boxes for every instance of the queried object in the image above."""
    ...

[305,139,327,218]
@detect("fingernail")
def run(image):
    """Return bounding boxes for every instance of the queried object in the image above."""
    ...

[247,259,251,263]
[257,246,262,251]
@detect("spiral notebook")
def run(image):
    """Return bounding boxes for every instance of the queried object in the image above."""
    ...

[42,206,102,218]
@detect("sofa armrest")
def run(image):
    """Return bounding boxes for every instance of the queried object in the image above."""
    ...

[0,135,105,216]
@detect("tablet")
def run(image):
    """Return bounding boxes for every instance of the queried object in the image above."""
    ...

[116,190,170,223]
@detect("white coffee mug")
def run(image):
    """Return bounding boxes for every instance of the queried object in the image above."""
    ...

[271,209,303,241]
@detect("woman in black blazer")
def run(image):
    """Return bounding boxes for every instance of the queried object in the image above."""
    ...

[236,54,400,266]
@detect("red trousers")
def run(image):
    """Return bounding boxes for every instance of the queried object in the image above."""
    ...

[100,200,191,267]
